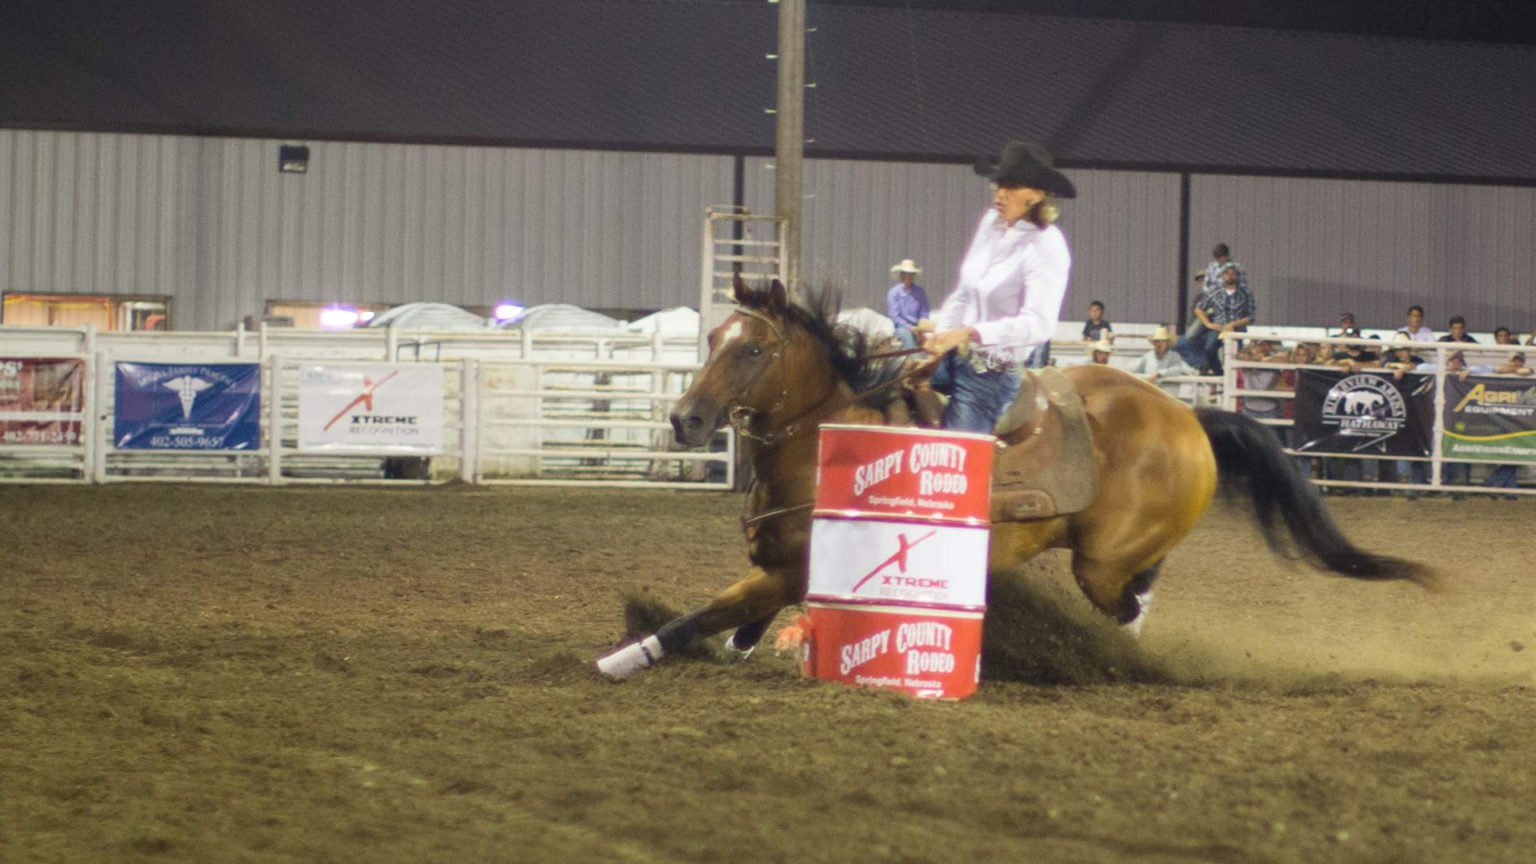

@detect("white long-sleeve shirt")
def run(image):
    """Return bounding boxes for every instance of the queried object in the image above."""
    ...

[934,209,1071,364]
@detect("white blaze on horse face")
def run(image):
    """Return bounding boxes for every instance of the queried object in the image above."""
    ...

[717,319,744,351]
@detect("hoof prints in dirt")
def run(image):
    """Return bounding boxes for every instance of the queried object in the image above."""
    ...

[618,579,1176,686]
[620,590,719,661]
[981,574,1174,686]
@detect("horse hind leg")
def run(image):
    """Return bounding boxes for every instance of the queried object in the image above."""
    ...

[723,614,776,660]
[1070,554,1162,637]
[1112,561,1162,637]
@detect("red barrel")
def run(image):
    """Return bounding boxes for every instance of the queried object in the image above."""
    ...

[801,425,994,699]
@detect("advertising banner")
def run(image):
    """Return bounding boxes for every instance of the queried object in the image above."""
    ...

[0,357,84,445]
[297,365,443,454]
[813,424,995,525]
[806,519,990,610]
[805,425,994,700]
[114,362,261,450]
[1442,375,1536,462]
[1293,370,1433,457]
[799,605,984,700]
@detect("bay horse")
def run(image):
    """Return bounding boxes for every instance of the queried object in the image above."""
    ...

[596,278,1432,680]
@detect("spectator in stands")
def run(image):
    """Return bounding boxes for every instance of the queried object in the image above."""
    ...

[1379,333,1431,493]
[1526,328,1536,346]
[886,259,929,348]
[1332,312,1361,339]
[1081,300,1112,343]
[1068,337,1113,366]
[1193,243,1247,294]
[1494,352,1534,376]
[1236,339,1285,421]
[1281,342,1321,478]
[1438,315,1478,344]
[1328,336,1379,371]
[1396,305,1434,341]
[1486,332,1524,496]
[1174,262,1253,374]
[1381,332,1426,373]
[1129,326,1195,395]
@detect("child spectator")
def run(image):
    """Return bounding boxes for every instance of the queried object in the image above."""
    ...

[1081,301,1113,342]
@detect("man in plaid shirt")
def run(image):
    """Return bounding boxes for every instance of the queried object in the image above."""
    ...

[1174,263,1255,374]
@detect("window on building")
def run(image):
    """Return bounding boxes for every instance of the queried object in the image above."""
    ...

[264,300,393,330]
[1,293,171,331]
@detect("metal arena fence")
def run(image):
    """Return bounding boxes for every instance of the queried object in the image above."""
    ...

[1,323,1529,496]
[0,323,733,488]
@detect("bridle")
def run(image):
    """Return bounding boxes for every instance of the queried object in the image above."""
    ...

[713,306,940,535]
[721,306,841,448]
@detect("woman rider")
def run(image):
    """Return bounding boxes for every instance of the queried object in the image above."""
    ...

[920,140,1075,432]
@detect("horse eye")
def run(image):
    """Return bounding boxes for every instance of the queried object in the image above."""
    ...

[746,345,763,357]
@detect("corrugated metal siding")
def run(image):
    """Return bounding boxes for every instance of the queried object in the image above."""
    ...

[1190,175,1536,333]
[746,158,1181,325]
[7,129,1534,334]
[0,130,189,303]
[2,130,733,329]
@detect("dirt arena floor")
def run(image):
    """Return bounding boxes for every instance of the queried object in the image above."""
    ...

[3,484,1534,864]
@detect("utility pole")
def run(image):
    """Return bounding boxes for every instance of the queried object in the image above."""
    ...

[773,0,804,296]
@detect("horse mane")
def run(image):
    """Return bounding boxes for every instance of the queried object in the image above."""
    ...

[736,282,884,393]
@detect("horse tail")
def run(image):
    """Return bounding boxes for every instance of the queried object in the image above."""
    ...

[1194,407,1435,586]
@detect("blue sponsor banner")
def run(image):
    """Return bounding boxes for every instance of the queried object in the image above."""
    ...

[114,362,261,450]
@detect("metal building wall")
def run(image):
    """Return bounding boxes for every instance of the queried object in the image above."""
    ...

[0,131,195,306]
[2,130,734,330]
[1190,175,1536,334]
[744,158,1182,327]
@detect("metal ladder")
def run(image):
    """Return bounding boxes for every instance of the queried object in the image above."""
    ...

[697,207,787,358]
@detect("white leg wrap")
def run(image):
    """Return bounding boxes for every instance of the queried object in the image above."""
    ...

[1123,590,1154,637]
[596,635,664,681]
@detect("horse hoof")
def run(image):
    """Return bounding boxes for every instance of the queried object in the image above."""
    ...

[722,634,756,663]
[595,635,664,681]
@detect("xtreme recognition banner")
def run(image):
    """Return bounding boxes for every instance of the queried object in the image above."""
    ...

[297,364,444,454]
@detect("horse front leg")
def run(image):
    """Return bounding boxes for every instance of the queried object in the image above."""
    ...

[596,566,803,681]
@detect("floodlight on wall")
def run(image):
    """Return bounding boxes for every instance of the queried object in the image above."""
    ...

[493,302,525,323]
[279,145,310,174]
[318,307,359,329]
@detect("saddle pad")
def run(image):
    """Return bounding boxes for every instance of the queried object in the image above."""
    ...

[989,367,1098,521]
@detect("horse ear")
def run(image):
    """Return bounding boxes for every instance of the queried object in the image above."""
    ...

[769,279,788,309]
[733,272,751,305]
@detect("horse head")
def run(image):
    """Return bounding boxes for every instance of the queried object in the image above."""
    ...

[670,275,801,447]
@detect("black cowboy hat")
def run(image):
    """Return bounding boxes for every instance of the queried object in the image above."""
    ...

[974,140,1077,199]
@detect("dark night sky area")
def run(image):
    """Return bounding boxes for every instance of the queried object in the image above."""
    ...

[721,0,1536,46]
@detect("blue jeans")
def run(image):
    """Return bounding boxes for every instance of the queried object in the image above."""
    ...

[894,326,920,350]
[929,350,1021,433]
[1174,325,1222,373]
[1394,460,1430,485]
[1487,464,1520,488]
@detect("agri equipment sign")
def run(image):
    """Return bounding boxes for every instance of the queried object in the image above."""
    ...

[1442,375,1536,462]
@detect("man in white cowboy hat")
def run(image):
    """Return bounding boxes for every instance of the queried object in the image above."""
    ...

[1129,325,1196,396]
[1066,336,1114,367]
[885,258,929,349]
